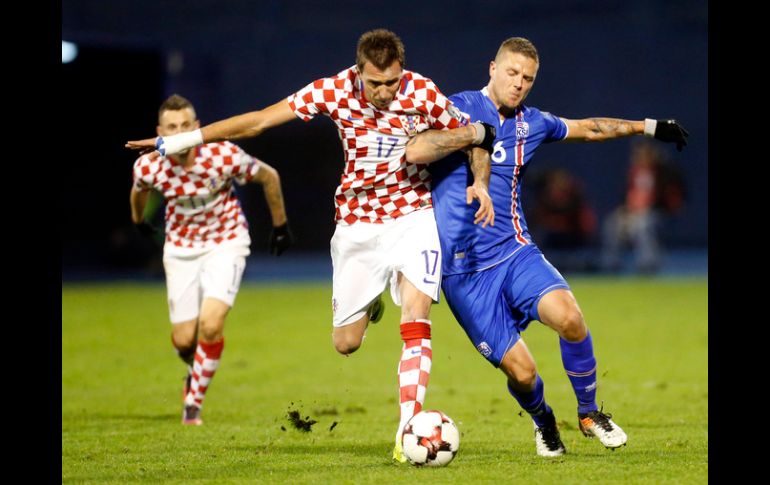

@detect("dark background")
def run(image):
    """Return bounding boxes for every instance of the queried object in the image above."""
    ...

[61,0,707,274]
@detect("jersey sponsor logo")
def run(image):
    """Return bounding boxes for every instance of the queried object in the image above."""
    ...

[516,121,530,139]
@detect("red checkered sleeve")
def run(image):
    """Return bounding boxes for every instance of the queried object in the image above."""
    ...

[287,77,340,121]
[227,144,262,185]
[414,78,470,130]
[132,155,157,192]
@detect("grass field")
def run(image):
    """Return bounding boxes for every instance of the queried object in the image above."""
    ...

[62,277,707,484]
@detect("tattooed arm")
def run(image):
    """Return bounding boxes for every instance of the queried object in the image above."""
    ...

[562,118,645,142]
[466,147,494,227]
[404,125,479,164]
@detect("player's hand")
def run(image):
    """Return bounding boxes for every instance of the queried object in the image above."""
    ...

[467,183,495,228]
[126,137,162,160]
[475,122,497,153]
[269,222,293,256]
[134,222,161,247]
[647,119,689,151]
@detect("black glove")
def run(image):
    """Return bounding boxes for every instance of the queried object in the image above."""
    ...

[476,121,497,153]
[134,221,159,239]
[269,223,293,256]
[649,119,689,152]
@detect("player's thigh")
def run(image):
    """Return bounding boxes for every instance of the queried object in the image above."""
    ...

[330,223,389,327]
[501,246,570,327]
[441,267,519,368]
[199,242,250,309]
[396,273,432,321]
[163,255,203,324]
[387,209,441,307]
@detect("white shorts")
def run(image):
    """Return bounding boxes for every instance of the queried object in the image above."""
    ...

[330,208,441,327]
[163,240,250,324]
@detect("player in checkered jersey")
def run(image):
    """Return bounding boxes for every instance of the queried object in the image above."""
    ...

[127,29,496,461]
[405,37,689,457]
[130,94,291,426]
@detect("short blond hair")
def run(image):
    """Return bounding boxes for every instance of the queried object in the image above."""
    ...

[495,37,539,63]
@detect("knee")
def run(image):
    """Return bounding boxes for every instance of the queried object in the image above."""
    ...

[560,309,587,342]
[198,317,224,343]
[501,357,537,390]
[506,365,537,391]
[172,337,196,355]
[171,328,196,352]
[334,337,361,355]
[333,333,362,355]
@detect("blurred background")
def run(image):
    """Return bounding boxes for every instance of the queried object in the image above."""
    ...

[61,0,707,281]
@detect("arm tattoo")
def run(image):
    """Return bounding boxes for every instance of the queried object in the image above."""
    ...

[468,148,491,187]
[582,118,636,139]
[411,127,473,160]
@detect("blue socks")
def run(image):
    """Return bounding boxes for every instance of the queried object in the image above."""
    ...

[560,331,599,414]
[507,375,553,427]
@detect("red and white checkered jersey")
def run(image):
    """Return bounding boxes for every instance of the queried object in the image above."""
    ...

[132,141,260,254]
[287,65,469,225]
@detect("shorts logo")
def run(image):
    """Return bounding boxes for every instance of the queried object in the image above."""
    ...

[332,298,338,315]
[476,341,493,357]
[516,121,529,139]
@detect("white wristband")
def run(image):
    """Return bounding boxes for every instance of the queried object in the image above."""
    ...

[643,119,657,137]
[471,122,485,145]
[158,129,203,155]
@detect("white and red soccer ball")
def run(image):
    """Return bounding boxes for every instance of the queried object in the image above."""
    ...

[401,410,460,466]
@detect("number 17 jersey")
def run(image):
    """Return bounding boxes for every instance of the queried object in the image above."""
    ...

[287,65,469,225]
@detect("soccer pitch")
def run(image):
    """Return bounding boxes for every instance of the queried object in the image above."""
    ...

[62,277,707,484]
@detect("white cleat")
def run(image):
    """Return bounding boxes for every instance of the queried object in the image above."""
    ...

[534,418,566,457]
[578,409,627,449]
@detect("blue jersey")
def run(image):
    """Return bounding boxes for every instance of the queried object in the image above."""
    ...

[430,88,568,275]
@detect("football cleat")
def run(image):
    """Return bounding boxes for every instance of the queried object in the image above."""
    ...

[579,408,627,449]
[368,295,385,324]
[392,439,407,463]
[534,414,566,457]
[182,404,203,426]
[182,370,192,401]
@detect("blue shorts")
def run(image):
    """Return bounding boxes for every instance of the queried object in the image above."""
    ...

[441,245,570,367]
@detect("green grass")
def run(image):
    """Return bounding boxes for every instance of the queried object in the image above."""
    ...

[62,277,707,484]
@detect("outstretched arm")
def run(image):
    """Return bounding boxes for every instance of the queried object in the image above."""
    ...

[126,99,297,157]
[405,122,496,164]
[562,118,644,141]
[562,117,689,150]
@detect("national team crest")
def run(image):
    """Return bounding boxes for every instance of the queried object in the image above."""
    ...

[400,115,420,136]
[476,341,493,357]
[516,121,530,139]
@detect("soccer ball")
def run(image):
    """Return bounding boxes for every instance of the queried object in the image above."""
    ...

[401,410,460,467]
